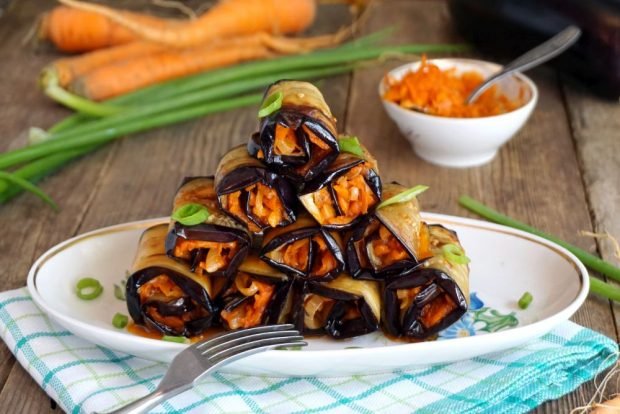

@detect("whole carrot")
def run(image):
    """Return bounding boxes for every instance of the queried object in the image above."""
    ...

[58,0,317,48]
[48,41,166,87]
[62,31,349,100]
[39,6,178,52]
[69,44,272,100]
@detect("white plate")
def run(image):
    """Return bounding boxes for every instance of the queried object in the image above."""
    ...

[27,213,588,377]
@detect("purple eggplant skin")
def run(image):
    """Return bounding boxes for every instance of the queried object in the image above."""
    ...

[260,227,345,281]
[248,113,339,183]
[165,222,250,278]
[218,277,295,329]
[345,217,418,281]
[383,268,468,340]
[299,154,382,231]
[448,0,620,99]
[248,80,340,183]
[126,267,219,337]
[215,146,297,232]
[292,281,379,339]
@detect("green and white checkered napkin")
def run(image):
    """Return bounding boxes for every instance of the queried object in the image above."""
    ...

[0,287,617,414]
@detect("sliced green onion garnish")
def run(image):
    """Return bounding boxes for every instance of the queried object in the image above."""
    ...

[377,185,429,209]
[338,136,365,158]
[75,277,103,300]
[283,345,303,351]
[442,243,471,265]
[171,203,210,226]
[162,335,188,344]
[114,283,125,301]
[258,91,283,118]
[112,313,128,329]
[518,292,533,309]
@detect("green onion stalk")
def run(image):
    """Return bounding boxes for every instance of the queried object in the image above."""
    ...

[459,195,620,301]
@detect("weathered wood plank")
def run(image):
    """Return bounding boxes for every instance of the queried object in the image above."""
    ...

[0,0,119,407]
[0,364,57,413]
[562,80,620,406]
[345,1,617,412]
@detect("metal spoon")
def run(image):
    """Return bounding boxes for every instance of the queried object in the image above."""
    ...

[466,25,581,104]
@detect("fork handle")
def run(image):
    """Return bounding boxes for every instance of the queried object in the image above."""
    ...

[103,384,191,414]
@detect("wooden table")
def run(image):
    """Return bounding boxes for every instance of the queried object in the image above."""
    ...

[0,0,619,412]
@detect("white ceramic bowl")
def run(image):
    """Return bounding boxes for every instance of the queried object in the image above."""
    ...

[379,58,538,168]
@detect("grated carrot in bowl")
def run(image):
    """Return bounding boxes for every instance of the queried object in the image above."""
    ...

[382,56,525,118]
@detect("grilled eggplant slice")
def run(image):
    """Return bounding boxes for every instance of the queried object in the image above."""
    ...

[127,224,227,337]
[346,183,430,280]
[215,145,296,234]
[298,147,381,230]
[165,177,250,279]
[260,213,345,280]
[293,274,381,339]
[219,255,293,330]
[248,80,339,183]
[383,224,470,340]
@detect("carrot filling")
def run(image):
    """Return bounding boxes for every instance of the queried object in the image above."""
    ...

[222,182,286,231]
[304,294,335,330]
[248,182,285,228]
[281,238,311,272]
[274,124,304,156]
[396,284,457,330]
[222,190,256,230]
[138,275,208,332]
[312,165,377,226]
[220,273,275,330]
[344,304,362,320]
[303,125,330,150]
[417,223,432,260]
[368,224,409,270]
[310,235,337,277]
[174,240,239,273]
[269,234,337,277]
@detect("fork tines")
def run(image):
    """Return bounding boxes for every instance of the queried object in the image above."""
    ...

[193,324,306,365]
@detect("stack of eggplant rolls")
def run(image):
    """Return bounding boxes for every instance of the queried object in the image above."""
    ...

[125,80,471,342]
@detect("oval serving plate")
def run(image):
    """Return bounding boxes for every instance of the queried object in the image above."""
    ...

[27,213,588,377]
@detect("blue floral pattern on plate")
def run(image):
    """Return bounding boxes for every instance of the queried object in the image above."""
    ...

[438,292,519,340]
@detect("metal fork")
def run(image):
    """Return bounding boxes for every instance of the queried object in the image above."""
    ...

[104,324,306,414]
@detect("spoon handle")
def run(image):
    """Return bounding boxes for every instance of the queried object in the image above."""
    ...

[466,25,581,104]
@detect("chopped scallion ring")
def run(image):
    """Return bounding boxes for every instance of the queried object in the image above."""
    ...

[114,283,126,301]
[112,313,128,329]
[442,243,470,265]
[162,335,188,344]
[171,203,210,226]
[378,185,429,209]
[518,292,533,309]
[337,136,365,158]
[258,91,283,118]
[76,277,103,300]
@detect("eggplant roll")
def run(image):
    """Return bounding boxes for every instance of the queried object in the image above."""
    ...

[219,255,294,330]
[165,177,250,279]
[383,224,470,340]
[293,274,381,339]
[248,81,339,182]
[127,224,228,337]
[298,148,381,230]
[260,214,345,280]
[346,183,429,280]
[215,145,296,234]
